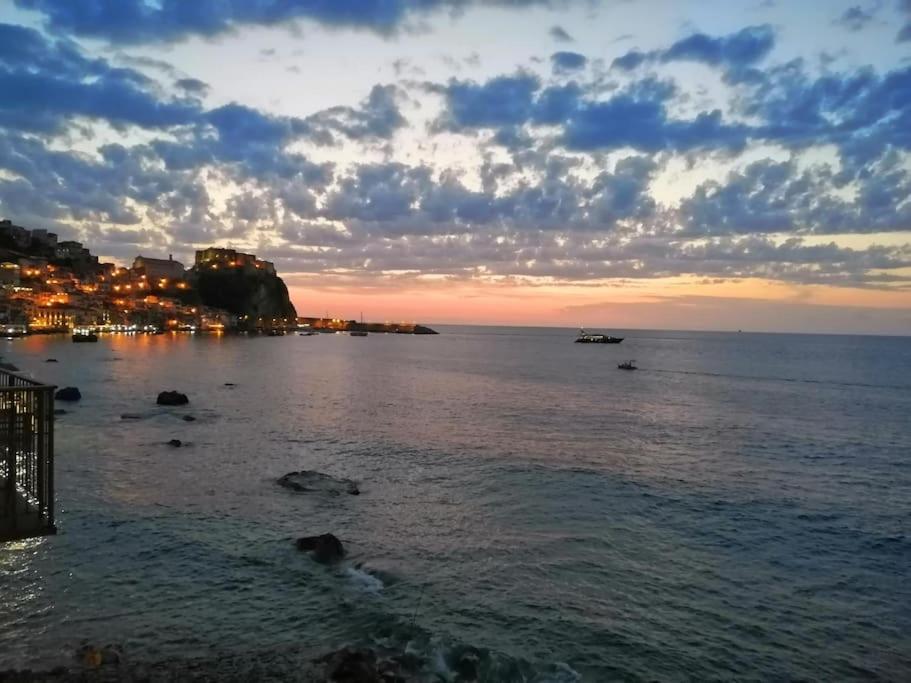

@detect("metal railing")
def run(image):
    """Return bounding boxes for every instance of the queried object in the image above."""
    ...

[0,368,56,540]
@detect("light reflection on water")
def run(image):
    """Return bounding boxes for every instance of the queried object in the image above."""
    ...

[0,328,910,679]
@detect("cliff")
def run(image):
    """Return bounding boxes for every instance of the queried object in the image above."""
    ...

[192,267,297,328]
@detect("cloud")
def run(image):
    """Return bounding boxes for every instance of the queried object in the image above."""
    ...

[551,51,587,74]
[305,84,406,143]
[0,23,200,134]
[15,0,569,43]
[1,13,909,299]
[438,73,541,130]
[612,24,775,74]
[175,77,210,96]
[677,157,911,236]
[899,0,911,41]
[549,25,574,42]
[834,5,876,31]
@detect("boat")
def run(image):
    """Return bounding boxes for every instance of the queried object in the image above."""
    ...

[350,312,368,336]
[298,330,318,336]
[266,329,285,337]
[617,360,637,371]
[575,328,623,344]
[72,329,98,343]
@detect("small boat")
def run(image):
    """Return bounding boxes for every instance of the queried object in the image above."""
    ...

[3,324,27,338]
[575,328,623,344]
[72,330,98,343]
[298,330,318,336]
[617,360,637,371]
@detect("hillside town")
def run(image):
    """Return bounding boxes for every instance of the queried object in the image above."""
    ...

[0,219,291,335]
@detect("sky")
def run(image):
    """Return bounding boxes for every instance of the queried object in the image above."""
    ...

[0,0,910,334]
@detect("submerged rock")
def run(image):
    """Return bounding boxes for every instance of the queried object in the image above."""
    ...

[45,358,58,363]
[167,439,182,448]
[55,387,81,401]
[182,415,196,422]
[278,470,359,496]
[121,413,143,420]
[157,390,188,406]
[224,382,236,386]
[296,533,345,563]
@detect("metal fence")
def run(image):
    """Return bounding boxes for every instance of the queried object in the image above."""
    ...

[0,369,56,540]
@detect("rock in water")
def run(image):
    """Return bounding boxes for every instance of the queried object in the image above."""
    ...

[55,387,81,401]
[45,358,58,363]
[121,413,142,420]
[182,415,196,422]
[167,439,182,448]
[157,390,189,406]
[296,533,345,563]
[278,470,360,496]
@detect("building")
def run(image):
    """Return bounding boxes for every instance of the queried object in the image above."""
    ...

[255,259,276,274]
[195,247,275,273]
[0,219,31,249]
[55,240,92,261]
[132,255,185,282]
[195,247,259,268]
[0,262,20,286]
[30,229,57,248]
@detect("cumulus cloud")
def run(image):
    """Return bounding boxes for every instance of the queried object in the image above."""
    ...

[551,51,587,74]
[612,25,775,75]
[15,0,569,43]
[0,23,200,134]
[0,12,909,296]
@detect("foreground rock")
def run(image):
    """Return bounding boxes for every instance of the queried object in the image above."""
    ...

[296,533,345,563]
[278,470,359,496]
[157,390,188,406]
[55,387,81,401]
[315,647,405,682]
[167,439,182,448]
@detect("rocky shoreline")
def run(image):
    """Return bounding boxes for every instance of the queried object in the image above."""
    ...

[0,645,425,682]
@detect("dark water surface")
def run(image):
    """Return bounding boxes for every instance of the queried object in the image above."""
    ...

[1,327,910,680]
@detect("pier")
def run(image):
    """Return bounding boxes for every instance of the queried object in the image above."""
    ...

[0,369,55,542]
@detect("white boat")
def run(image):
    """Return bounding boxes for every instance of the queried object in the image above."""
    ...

[575,328,623,344]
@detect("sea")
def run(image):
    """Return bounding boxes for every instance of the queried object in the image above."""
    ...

[1,327,910,681]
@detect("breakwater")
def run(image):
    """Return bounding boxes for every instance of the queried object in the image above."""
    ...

[298,317,438,334]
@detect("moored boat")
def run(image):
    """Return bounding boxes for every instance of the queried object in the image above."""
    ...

[72,329,98,343]
[617,360,637,370]
[575,328,623,344]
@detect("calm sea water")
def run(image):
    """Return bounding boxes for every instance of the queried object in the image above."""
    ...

[1,327,910,680]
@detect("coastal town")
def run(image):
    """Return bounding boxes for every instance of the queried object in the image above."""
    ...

[0,218,436,336]
[0,218,287,334]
